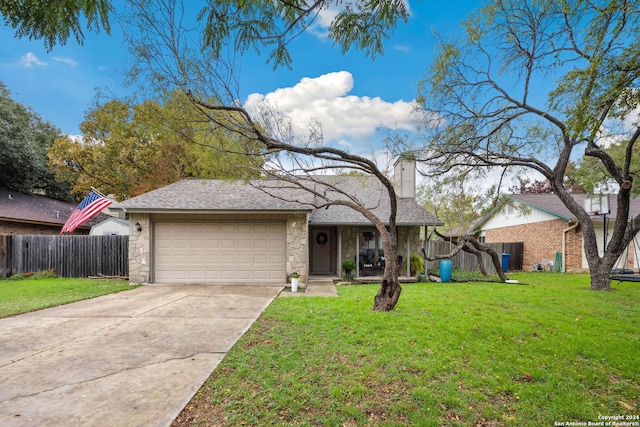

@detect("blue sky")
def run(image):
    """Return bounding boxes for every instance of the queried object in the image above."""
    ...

[0,0,480,150]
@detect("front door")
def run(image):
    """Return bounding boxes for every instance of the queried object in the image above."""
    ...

[310,227,336,275]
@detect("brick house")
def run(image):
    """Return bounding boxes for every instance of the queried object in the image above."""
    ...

[0,187,102,235]
[473,194,640,272]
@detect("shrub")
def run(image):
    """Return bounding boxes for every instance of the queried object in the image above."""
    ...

[342,260,356,273]
[409,254,424,276]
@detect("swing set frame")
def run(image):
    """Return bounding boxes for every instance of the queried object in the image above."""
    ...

[609,234,640,283]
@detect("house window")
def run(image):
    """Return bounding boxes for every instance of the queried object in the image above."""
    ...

[359,229,384,267]
[478,235,486,243]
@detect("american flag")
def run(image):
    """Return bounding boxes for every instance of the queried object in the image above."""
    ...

[61,189,112,234]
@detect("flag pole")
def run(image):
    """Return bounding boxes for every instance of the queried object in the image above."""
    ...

[91,187,127,213]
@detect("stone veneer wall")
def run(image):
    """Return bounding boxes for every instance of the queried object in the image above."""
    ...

[398,226,422,275]
[286,214,308,283]
[484,219,584,271]
[128,213,150,284]
[340,226,358,271]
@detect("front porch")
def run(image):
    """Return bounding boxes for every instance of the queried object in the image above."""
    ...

[308,225,423,279]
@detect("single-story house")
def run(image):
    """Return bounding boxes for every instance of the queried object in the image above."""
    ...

[116,159,440,285]
[90,217,130,236]
[0,186,104,235]
[474,193,640,272]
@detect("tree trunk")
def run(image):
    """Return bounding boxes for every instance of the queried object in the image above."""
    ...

[373,227,402,311]
[373,278,402,311]
[590,266,612,290]
[585,252,615,291]
[581,221,617,291]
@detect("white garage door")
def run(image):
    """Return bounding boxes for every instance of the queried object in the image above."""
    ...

[154,222,286,284]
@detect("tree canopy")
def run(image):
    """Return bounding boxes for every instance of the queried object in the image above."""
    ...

[416,0,640,290]
[48,91,263,200]
[2,0,409,67]
[0,0,111,50]
[0,82,72,199]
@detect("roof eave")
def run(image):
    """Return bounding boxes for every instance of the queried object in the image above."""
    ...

[309,221,442,226]
[115,208,313,215]
[0,217,90,229]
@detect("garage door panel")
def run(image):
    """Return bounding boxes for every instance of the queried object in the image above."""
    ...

[237,254,252,264]
[205,255,219,263]
[154,222,286,284]
[253,239,268,249]
[237,239,252,249]
[204,239,219,249]
[269,254,285,263]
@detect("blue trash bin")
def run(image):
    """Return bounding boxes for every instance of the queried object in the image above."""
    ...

[440,259,452,283]
[501,253,511,273]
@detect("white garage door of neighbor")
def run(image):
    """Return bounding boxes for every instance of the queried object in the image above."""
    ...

[154,222,286,284]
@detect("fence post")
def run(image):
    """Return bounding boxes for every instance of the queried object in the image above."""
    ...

[0,235,12,278]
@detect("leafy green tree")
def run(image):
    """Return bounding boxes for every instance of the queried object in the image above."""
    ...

[417,183,483,235]
[0,0,111,50]
[48,91,263,200]
[416,0,640,290]
[197,0,410,67]
[572,141,640,195]
[2,0,408,67]
[0,82,72,199]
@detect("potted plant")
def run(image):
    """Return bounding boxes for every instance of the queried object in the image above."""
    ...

[290,272,299,292]
[410,253,425,277]
[342,260,356,275]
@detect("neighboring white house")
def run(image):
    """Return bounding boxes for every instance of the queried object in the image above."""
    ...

[474,194,640,272]
[90,218,130,236]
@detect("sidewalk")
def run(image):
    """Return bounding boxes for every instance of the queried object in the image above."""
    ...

[280,278,339,297]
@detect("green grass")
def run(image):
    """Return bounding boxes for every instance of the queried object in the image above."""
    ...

[0,274,135,318]
[174,273,640,426]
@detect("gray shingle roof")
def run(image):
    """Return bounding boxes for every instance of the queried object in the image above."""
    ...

[308,176,438,225]
[118,179,313,212]
[118,177,440,226]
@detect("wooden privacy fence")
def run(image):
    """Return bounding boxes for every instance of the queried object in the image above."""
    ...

[424,241,524,273]
[0,235,128,279]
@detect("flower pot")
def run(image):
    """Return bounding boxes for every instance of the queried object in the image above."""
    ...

[291,278,299,292]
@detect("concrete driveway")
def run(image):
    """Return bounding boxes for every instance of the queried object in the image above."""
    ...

[0,284,282,427]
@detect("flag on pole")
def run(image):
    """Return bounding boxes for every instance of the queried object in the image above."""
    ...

[61,189,112,234]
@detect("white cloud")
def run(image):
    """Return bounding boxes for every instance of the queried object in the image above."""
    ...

[17,52,47,68]
[244,71,420,143]
[53,56,78,67]
[596,103,640,149]
[393,45,411,53]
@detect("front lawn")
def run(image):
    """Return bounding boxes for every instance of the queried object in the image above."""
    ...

[173,273,640,426]
[0,273,135,318]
